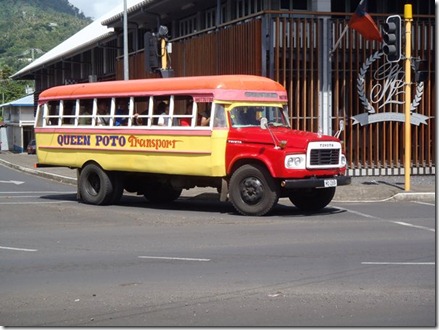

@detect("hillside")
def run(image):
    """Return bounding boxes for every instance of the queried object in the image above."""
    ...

[0,0,92,103]
[0,0,91,70]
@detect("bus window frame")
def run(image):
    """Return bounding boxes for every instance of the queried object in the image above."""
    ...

[77,98,94,126]
[44,101,61,127]
[61,100,76,126]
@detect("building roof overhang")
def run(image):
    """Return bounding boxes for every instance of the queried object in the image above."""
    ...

[102,0,216,31]
[0,94,34,108]
[11,0,148,80]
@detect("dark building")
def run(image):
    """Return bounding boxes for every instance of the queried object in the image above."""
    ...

[12,0,435,176]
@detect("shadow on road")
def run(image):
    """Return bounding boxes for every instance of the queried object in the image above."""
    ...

[40,192,347,218]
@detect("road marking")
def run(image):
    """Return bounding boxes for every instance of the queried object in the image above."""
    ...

[0,246,38,252]
[336,207,380,219]
[0,180,24,185]
[391,221,435,232]
[414,201,435,206]
[362,262,434,265]
[0,195,62,199]
[138,256,211,262]
[337,207,435,232]
[0,201,74,205]
[0,191,75,194]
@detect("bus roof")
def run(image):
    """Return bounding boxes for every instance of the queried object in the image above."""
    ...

[38,75,287,103]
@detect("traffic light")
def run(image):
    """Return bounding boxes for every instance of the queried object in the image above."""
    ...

[144,32,159,73]
[413,59,428,83]
[382,15,402,63]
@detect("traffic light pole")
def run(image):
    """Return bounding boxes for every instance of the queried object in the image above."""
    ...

[404,4,412,191]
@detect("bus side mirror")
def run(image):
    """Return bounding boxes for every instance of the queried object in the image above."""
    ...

[260,117,268,129]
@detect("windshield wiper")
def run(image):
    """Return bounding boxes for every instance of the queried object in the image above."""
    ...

[260,118,287,149]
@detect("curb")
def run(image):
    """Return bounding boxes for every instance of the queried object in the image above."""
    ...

[0,159,77,185]
[392,192,436,203]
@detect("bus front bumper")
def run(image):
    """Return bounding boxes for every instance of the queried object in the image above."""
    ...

[281,176,351,189]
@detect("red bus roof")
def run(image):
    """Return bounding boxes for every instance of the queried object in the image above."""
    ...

[38,75,287,103]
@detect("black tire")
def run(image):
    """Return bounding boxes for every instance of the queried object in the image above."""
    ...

[78,163,114,205]
[229,164,279,216]
[288,187,336,211]
[109,173,125,204]
[143,182,182,203]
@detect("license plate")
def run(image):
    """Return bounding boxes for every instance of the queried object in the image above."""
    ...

[324,179,337,187]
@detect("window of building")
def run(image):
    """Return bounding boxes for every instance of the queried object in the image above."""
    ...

[292,0,308,10]
[179,14,198,36]
[205,7,216,28]
[281,0,308,10]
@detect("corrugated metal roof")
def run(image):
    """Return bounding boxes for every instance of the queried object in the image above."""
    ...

[101,0,151,25]
[0,94,34,108]
[11,0,147,79]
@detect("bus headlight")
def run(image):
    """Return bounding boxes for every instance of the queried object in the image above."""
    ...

[285,154,306,169]
[341,154,347,167]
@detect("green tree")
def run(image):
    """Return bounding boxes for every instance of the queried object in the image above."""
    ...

[0,0,91,102]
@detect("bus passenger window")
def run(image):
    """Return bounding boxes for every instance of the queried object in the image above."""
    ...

[47,101,60,126]
[78,99,93,125]
[198,103,211,126]
[96,99,110,126]
[62,100,75,125]
[133,97,149,126]
[115,98,129,126]
[154,101,169,126]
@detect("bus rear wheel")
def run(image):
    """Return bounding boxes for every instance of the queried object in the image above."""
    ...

[229,164,279,216]
[79,163,115,205]
[143,182,182,203]
[288,187,335,211]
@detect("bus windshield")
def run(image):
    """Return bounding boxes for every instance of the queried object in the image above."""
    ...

[229,106,290,128]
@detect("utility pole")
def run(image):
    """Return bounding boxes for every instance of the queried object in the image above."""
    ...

[123,0,129,80]
[404,4,412,191]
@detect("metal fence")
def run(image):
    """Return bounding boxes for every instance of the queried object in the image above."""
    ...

[122,11,435,176]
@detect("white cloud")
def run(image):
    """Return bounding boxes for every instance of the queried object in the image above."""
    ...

[68,0,123,19]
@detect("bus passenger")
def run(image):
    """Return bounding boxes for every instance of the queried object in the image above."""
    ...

[78,109,91,125]
[156,102,169,126]
[96,100,109,126]
[199,106,211,126]
[133,108,148,125]
[180,102,192,126]
[115,99,129,126]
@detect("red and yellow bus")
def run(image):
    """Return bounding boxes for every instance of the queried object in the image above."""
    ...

[35,75,350,216]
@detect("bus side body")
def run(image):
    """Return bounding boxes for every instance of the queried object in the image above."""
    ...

[34,75,350,216]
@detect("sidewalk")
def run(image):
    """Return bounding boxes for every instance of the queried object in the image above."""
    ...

[0,151,435,203]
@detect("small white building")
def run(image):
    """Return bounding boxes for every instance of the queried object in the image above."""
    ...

[0,94,35,152]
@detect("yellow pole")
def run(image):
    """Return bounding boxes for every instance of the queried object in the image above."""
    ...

[161,39,167,70]
[404,4,412,191]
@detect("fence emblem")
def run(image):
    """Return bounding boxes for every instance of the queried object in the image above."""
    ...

[352,51,428,126]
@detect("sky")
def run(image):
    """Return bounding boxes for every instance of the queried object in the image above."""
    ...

[68,0,123,19]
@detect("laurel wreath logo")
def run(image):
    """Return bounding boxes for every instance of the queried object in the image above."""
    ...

[356,51,424,114]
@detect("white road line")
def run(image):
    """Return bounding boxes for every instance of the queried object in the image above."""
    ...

[0,246,38,252]
[336,207,380,219]
[0,201,74,205]
[0,191,75,194]
[391,221,435,232]
[0,196,60,199]
[139,256,211,262]
[414,201,436,206]
[337,207,435,232]
[362,262,434,265]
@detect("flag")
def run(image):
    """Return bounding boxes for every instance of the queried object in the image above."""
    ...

[348,0,383,42]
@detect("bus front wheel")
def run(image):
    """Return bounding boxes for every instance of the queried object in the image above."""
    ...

[229,164,279,216]
[79,164,115,205]
[288,187,335,211]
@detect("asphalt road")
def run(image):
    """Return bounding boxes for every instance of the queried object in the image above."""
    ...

[0,165,435,326]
